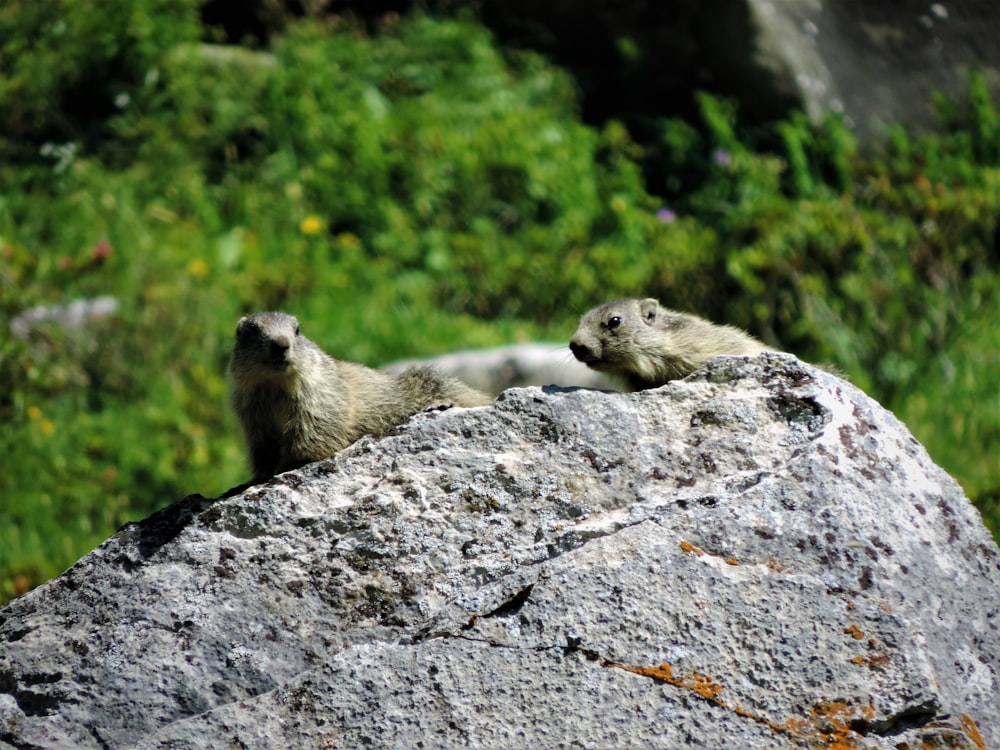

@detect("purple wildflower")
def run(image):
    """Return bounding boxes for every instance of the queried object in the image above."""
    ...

[712,149,732,167]
[656,208,676,224]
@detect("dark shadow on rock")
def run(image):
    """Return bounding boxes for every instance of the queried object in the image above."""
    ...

[118,493,214,560]
[540,384,615,395]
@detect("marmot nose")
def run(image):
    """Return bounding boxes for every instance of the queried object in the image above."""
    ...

[268,336,291,359]
[569,340,592,362]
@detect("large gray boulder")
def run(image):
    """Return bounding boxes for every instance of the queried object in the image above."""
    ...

[1,353,996,749]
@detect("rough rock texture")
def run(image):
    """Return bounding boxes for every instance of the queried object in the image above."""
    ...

[1,354,997,749]
[748,0,1000,139]
[385,342,617,394]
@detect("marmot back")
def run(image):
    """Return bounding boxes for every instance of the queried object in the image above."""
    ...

[230,311,490,481]
[569,298,770,391]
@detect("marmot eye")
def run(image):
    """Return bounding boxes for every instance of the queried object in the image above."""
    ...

[294,324,300,336]
[607,316,621,330]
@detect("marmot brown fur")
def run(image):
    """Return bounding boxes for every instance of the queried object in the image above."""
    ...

[569,298,770,391]
[231,311,491,480]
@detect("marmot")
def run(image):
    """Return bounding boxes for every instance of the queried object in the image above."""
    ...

[230,311,491,481]
[569,298,770,391]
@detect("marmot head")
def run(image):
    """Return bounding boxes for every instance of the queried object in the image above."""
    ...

[569,297,665,377]
[231,311,303,378]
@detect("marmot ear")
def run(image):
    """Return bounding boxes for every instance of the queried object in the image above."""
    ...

[639,298,659,323]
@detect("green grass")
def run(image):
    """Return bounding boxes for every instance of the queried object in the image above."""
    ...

[891,305,1000,536]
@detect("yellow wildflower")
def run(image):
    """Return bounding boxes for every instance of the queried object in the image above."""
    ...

[300,215,325,235]
[27,406,42,419]
[40,420,55,436]
[186,259,210,279]
[337,232,360,249]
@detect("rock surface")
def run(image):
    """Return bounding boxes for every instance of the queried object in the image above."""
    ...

[384,342,617,394]
[748,0,1000,139]
[1,353,997,749]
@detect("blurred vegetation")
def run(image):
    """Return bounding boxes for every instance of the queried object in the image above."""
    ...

[1,6,997,604]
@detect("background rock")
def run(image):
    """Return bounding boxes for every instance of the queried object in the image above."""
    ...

[199,0,1000,139]
[1,354,996,749]
[748,0,1000,138]
[384,342,618,394]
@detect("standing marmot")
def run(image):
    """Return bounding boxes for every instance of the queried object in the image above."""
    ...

[569,298,770,391]
[231,311,491,481]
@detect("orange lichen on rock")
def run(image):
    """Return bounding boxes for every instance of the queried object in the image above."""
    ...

[762,557,788,573]
[850,653,890,669]
[961,714,987,750]
[610,662,723,700]
[867,654,890,669]
[618,661,675,682]
[764,699,871,749]
[814,700,851,723]
[844,623,864,640]
[724,557,739,566]
[679,540,705,556]
[775,700,870,750]
[610,660,876,749]
[689,670,724,699]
